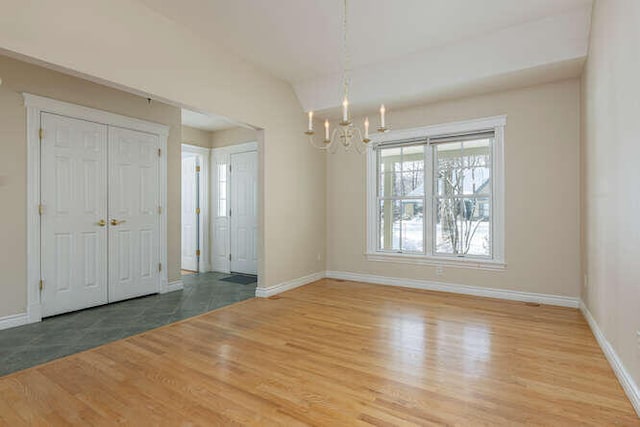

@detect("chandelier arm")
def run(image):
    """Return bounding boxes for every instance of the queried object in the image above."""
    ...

[353,127,367,154]
[307,134,331,150]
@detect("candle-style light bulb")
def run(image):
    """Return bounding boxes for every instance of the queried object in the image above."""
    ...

[364,117,370,138]
[342,97,349,122]
[380,104,386,128]
[308,111,313,131]
[324,119,330,140]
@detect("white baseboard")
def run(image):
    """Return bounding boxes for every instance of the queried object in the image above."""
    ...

[325,271,580,308]
[161,280,184,294]
[255,272,325,298]
[0,312,29,330]
[580,301,640,417]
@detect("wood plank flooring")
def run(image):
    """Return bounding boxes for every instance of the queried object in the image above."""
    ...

[0,279,638,425]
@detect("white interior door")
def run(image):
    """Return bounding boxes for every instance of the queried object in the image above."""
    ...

[181,154,197,271]
[108,126,160,302]
[41,113,109,317]
[230,151,258,275]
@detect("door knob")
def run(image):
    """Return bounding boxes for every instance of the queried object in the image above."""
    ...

[97,219,106,227]
[110,219,126,226]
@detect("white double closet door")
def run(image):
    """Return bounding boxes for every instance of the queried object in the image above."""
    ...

[40,113,160,317]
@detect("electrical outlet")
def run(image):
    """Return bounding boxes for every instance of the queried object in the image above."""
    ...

[435,265,444,276]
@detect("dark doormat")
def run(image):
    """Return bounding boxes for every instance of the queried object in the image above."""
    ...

[221,274,257,285]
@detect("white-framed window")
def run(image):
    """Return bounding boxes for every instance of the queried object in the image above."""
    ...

[366,116,505,269]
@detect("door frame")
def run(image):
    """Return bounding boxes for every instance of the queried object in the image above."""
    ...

[210,141,257,273]
[24,93,170,324]
[181,143,211,273]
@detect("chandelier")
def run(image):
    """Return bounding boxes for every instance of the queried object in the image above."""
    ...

[304,0,389,153]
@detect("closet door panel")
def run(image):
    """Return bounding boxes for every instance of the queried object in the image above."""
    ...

[40,113,108,317]
[108,126,160,302]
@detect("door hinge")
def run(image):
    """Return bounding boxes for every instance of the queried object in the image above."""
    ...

[195,165,201,173]
[38,204,44,215]
[158,206,162,214]
[39,280,44,290]
[196,249,201,257]
[229,164,232,173]
[158,263,162,272]
[39,128,44,140]
[157,148,161,157]
[229,254,232,261]
[195,207,200,215]
[229,209,232,217]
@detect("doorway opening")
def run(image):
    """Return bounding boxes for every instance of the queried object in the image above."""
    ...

[181,110,259,286]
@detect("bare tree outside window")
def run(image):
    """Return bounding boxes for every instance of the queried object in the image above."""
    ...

[435,139,491,257]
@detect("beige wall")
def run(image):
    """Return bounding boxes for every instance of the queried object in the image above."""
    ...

[0,54,181,317]
[0,0,326,312]
[182,125,211,148]
[582,0,640,391]
[211,127,256,148]
[327,79,581,298]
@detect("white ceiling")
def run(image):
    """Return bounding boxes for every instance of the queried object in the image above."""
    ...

[181,109,238,131]
[138,0,592,113]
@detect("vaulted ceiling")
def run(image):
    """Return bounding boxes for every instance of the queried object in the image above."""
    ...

[136,0,593,114]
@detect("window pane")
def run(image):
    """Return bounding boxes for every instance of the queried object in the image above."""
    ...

[380,172,402,197]
[466,198,491,256]
[464,167,491,195]
[463,138,491,195]
[435,197,491,257]
[401,146,424,196]
[379,199,401,251]
[218,199,227,217]
[401,200,423,252]
[219,183,226,199]
[402,171,424,196]
[436,142,464,197]
[436,138,491,197]
[379,145,425,197]
[463,138,491,166]
[379,146,402,197]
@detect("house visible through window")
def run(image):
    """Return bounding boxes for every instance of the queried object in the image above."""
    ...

[367,116,505,267]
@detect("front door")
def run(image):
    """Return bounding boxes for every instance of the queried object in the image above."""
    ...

[181,154,198,272]
[230,151,258,275]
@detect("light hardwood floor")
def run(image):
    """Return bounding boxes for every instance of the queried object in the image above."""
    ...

[0,279,638,425]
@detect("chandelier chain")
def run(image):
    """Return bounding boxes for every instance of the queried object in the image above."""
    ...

[304,0,389,153]
[342,0,350,100]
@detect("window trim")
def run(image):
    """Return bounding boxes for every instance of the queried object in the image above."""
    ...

[366,115,506,269]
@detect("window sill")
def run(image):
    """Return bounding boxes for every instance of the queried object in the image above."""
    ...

[365,252,506,271]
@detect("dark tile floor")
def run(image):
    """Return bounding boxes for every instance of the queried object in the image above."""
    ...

[0,272,256,376]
